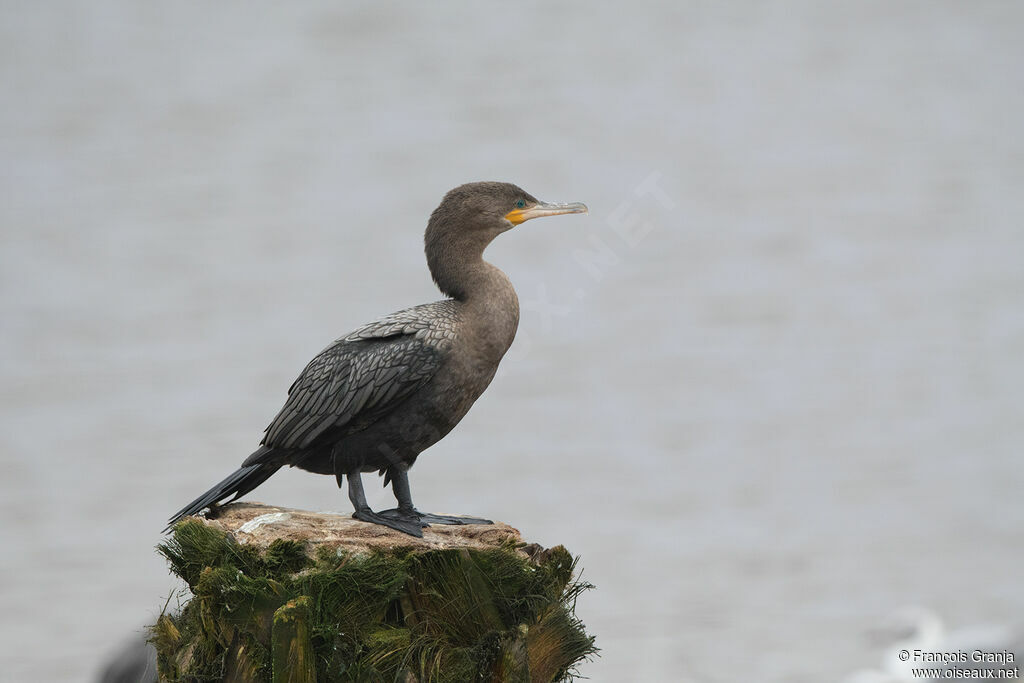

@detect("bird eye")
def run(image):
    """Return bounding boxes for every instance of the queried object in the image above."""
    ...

[515,199,526,209]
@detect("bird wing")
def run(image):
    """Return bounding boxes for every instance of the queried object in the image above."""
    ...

[255,301,457,452]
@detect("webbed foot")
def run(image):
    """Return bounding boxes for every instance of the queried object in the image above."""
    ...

[352,507,424,537]
[418,512,493,525]
[378,507,493,526]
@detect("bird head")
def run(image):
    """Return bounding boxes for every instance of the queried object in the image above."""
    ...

[424,182,587,299]
[429,181,587,241]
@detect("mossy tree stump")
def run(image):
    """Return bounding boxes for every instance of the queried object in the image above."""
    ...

[153,503,595,682]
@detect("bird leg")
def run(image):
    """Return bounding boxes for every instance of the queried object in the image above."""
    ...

[378,467,493,526]
[346,471,424,537]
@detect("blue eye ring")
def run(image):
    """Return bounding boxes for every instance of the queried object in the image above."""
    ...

[515,199,526,209]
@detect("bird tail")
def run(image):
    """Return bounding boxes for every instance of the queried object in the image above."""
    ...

[165,460,282,532]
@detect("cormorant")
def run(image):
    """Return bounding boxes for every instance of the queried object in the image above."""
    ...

[167,182,587,537]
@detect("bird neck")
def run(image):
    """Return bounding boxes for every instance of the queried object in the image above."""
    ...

[433,255,507,301]
[425,226,503,301]
[425,232,520,349]
[435,247,518,308]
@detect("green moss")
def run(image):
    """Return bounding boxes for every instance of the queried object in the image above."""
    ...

[154,523,596,682]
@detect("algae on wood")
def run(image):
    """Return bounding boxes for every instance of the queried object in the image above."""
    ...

[153,503,595,682]
[272,596,315,683]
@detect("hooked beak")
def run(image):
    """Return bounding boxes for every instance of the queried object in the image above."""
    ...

[505,200,589,225]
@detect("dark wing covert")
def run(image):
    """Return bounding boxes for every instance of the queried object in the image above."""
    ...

[255,301,457,452]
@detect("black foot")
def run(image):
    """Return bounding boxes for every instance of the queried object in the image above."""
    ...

[378,507,493,526]
[352,507,423,537]
[420,512,493,525]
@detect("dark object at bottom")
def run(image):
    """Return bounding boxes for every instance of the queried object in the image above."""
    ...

[94,634,158,683]
[153,512,596,682]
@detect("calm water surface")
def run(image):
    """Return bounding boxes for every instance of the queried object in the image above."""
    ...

[2,3,1022,681]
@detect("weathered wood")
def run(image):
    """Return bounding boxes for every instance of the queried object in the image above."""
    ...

[200,501,524,553]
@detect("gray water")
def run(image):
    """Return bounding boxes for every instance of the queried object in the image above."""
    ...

[2,2,1022,681]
